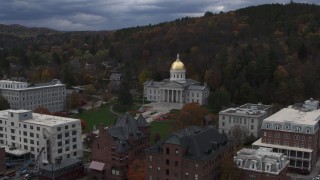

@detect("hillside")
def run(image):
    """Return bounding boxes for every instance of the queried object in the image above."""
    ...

[1,3,320,107]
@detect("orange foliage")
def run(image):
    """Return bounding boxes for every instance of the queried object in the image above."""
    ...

[33,107,51,115]
[175,103,209,130]
[80,119,87,130]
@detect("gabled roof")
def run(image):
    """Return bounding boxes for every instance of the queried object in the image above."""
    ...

[147,126,231,161]
[107,113,149,152]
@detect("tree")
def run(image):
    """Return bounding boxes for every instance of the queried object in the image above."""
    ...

[154,132,161,143]
[117,83,133,106]
[208,87,231,112]
[80,119,88,130]
[138,69,152,85]
[0,96,10,110]
[127,159,146,180]
[67,92,80,110]
[220,153,240,180]
[175,103,209,130]
[83,131,96,148]
[33,106,51,115]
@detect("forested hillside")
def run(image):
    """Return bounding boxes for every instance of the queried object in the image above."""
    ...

[1,3,320,107]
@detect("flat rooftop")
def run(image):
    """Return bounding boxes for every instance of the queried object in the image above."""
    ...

[253,138,313,153]
[0,110,79,127]
[264,108,320,126]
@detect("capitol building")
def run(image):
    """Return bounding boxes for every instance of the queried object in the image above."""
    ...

[143,55,209,105]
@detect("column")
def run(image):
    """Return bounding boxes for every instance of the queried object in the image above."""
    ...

[180,90,183,103]
[171,90,174,102]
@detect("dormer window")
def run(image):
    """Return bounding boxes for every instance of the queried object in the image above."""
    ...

[306,128,311,134]
[237,159,243,167]
[250,160,257,170]
[295,127,302,132]
[285,124,290,130]
[266,123,270,129]
[275,125,281,130]
[265,163,271,172]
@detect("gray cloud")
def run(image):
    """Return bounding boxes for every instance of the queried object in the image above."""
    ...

[0,0,319,31]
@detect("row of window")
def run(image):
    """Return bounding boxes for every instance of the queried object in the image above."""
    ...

[265,123,312,133]
[263,139,312,149]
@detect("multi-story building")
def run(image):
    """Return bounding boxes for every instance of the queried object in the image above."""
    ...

[252,99,320,173]
[0,146,5,175]
[89,113,150,180]
[0,109,82,163]
[145,126,233,180]
[234,147,290,180]
[219,103,273,139]
[38,158,85,180]
[144,54,210,105]
[0,79,66,112]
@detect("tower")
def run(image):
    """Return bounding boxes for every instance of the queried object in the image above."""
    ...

[170,54,186,83]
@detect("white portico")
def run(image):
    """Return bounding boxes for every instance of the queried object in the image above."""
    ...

[144,54,209,105]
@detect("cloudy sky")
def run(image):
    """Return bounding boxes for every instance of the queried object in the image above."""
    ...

[0,0,319,31]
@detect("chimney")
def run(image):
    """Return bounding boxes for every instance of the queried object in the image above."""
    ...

[98,124,105,134]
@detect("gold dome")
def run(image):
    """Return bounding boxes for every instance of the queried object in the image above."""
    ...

[170,54,185,70]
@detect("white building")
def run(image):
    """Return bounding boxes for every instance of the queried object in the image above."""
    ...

[234,147,289,177]
[143,54,209,105]
[0,79,66,112]
[219,103,273,138]
[0,109,82,163]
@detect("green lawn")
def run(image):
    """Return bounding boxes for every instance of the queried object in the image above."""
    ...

[150,121,175,145]
[70,104,117,131]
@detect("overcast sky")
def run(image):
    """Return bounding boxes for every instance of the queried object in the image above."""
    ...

[0,0,319,31]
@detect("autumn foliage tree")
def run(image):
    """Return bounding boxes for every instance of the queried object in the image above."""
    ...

[127,159,146,180]
[175,103,209,130]
[80,119,87,130]
[33,106,51,115]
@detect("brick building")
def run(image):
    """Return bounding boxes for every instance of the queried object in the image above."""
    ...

[253,99,320,173]
[234,147,290,180]
[0,146,5,175]
[145,126,233,180]
[89,113,150,180]
[38,158,85,180]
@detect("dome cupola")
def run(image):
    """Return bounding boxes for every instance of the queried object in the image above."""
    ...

[170,54,186,83]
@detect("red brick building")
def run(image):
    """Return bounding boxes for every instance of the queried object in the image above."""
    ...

[253,100,320,173]
[38,158,85,180]
[234,147,290,180]
[89,113,150,180]
[0,146,5,175]
[145,126,233,180]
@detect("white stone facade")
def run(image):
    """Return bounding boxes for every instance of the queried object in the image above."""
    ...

[234,147,289,174]
[143,55,209,105]
[0,110,82,163]
[0,79,66,112]
[219,103,273,138]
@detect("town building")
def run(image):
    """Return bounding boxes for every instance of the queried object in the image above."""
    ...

[38,158,85,180]
[89,113,150,180]
[0,79,66,112]
[144,54,210,105]
[234,147,290,180]
[0,109,82,164]
[219,103,273,139]
[145,126,233,180]
[252,99,320,173]
[0,146,5,175]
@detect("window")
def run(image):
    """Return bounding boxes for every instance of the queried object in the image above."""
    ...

[306,128,311,134]
[58,149,62,154]
[57,127,61,131]
[72,138,76,142]
[175,149,179,154]
[30,140,34,144]
[37,127,40,131]
[175,161,178,167]
[166,148,170,154]
[58,142,62,146]
[73,144,77,149]
[302,136,305,141]
[72,131,76,135]
[65,125,69,130]
[23,124,26,128]
[166,159,169,165]
[195,174,198,180]
[65,140,70,144]
[251,125,254,130]
[30,125,33,130]
[166,169,169,175]
[275,125,281,130]
[222,122,225,126]
[263,132,266,136]
[30,133,34,137]
[295,127,302,132]
[65,132,69,137]
[72,124,76,128]
[266,123,270,129]
[57,134,62,139]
